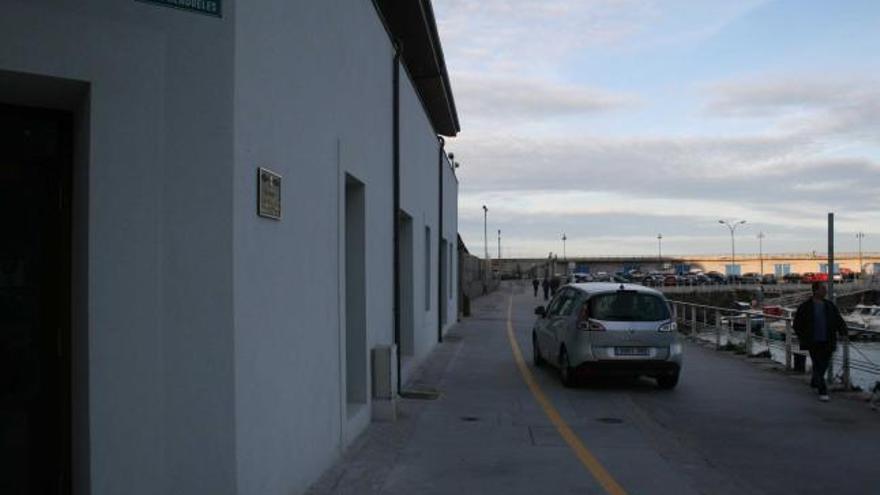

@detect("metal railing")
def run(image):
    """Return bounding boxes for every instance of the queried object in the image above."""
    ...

[669,300,880,391]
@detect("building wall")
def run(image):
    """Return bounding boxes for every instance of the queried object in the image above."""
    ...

[1,2,458,495]
[232,1,399,493]
[0,2,237,494]
[442,157,459,330]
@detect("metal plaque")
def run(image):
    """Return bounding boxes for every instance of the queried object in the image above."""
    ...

[137,0,222,17]
[257,168,282,220]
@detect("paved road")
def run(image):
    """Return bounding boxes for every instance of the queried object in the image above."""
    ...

[308,282,880,495]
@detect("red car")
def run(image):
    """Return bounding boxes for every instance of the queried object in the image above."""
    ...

[801,272,828,283]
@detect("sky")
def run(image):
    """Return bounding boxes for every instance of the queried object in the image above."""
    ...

[434,0,880,258]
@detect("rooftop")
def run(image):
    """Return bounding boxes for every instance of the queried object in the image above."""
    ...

[374,0,460,137]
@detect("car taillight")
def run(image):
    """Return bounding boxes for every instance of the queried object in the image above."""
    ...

[659,322,676,332]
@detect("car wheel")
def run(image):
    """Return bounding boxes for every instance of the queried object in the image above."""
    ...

[558,348,576,387]
[532,333,545,367]
[657,373,679,389]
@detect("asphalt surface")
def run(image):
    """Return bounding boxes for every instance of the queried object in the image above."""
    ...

[307,282,880,495]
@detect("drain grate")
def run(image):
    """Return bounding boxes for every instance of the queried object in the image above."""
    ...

[596,417,624,424]
[459,416,481,422]
[399,389,441,400]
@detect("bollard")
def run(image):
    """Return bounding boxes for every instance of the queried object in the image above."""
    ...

[744,314,752,356]
[715,311,722,349]
[784,319,792,370]
[692,305,697,336]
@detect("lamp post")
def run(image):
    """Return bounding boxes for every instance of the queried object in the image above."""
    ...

[757,231,765,275]
[719,219,747,277]
[857,232,865,277]
[497,229,501,260]
[482,205,488,294]
[482,205,488,260]
[657,234,663,267]
[562,233,567,260]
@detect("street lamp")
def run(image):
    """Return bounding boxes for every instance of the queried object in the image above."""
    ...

[657,234,663,266]
[482,205,488,260]
[757,231,765,275]
[562,233,567,260]
[497,229,501,260]
[482,205,488,294]
[719,219,747,277]
[857,232,865,277]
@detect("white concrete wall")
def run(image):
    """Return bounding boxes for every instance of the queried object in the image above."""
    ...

[399,67,439,377]
[232,1,394,493]
[1,1,458,494]
[0,2,237,494]
[442,157,460,331]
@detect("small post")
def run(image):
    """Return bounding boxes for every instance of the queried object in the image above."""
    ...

[784,319,793,370]
[692,305,697,335]
[715,311,722,349]
[745,314,752,356]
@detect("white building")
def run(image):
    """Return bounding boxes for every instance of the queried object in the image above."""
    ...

[0,1,459,494]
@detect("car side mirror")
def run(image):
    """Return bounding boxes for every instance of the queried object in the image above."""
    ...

[534,306,546,317]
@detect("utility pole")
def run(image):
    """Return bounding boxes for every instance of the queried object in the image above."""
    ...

[719,220,747,277]
[857,232,865,277]
[497,229,501,260]
[828,213,849,389]
[758,231,765,275]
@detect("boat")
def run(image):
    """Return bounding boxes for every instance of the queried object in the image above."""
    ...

[844,305,880,339]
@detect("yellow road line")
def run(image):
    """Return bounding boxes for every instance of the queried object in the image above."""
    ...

[506,296,629,495]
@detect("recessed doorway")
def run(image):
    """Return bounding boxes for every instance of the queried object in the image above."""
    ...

[0,103,73,494]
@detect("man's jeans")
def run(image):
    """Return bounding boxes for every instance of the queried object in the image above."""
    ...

[809,346,833,394]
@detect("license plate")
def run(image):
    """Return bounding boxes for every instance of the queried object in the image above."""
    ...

[614,346,649,356]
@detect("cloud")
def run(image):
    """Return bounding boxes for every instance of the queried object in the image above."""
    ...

[703,76,880,143]
[452,73,637,123]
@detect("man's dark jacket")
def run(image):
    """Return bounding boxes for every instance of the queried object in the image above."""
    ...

[792,298,848,351]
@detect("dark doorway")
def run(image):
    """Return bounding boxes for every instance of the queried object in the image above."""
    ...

[1,103,72,494]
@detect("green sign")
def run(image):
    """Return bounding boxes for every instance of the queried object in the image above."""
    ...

[138,0,222,17]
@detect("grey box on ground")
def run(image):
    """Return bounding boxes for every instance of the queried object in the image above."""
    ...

[372,345,398,421]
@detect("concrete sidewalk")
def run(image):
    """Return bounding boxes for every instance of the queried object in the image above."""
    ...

[307,282,880,495]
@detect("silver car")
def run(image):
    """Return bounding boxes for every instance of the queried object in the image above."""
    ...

[532,283,682,388]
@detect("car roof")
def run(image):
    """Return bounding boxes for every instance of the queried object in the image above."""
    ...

[565,282,665,297]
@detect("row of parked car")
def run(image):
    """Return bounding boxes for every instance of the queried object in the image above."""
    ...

[568,268,858,287]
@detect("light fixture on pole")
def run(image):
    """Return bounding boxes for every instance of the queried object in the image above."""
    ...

[719,219,747,277]
[857,232,865,276]
[757,231,765,275]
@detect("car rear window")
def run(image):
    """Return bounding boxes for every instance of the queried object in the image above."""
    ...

[589,292,670,322]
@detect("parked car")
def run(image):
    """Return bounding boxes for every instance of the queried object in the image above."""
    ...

[740,272,762,284]
[801,272,828,283]
[532,283,682,388]
[705,271,726,284]
[783,272,802,284]
[761,273,777,285]
[663,275,678,287]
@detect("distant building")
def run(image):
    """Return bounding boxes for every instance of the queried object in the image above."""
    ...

[0,2,458,494]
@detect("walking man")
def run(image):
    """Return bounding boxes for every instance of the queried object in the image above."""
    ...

[793,281,848,402]
[541,277,550,301]
[532,277,540,297]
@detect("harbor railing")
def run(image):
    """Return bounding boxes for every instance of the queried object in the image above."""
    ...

[669,300,880,391]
